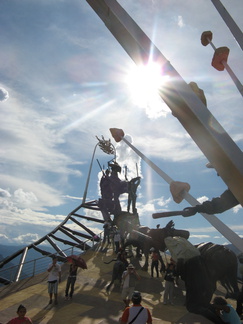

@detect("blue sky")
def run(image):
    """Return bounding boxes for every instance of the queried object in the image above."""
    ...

[0,0,242,248]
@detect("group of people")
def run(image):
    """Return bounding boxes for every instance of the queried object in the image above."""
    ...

[122,260,241,324]
[118,258,241,324]
[3,251,242,324]
[4,294,240,324]
[102,225,243,324]
[102,221,122,254]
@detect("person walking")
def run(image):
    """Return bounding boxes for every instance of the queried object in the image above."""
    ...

[65,262,78,300]
[163,263,176,305]
[106,250,129,293]
[121,264,141,308]
[120,291,152,324]
[47,256,61,305]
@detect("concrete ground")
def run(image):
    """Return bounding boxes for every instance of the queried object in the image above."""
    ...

[0,244,236,324]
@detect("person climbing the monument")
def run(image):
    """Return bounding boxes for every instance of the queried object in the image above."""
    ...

[127,175,141,214]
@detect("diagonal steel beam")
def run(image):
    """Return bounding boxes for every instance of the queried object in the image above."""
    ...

[211,0,243,51]
[86,0,243,206]
[46,235,67,257]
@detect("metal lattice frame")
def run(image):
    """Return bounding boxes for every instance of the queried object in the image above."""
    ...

[0,136,116,284]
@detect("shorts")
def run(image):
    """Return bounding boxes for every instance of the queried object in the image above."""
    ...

[48,280,58,294]
[121,286,135,300]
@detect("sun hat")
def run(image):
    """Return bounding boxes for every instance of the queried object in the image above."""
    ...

[128,263,135,269]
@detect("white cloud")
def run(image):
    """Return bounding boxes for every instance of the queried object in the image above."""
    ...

[177,15,185,28]
[0,188,11,198]
[13,189,38,208]
[233,205,242,213]
[13,233,40,245]
[0,180,64,211]
[190,234,210,239]
[0,87,9,102]
[197,196,209,204]
[115,134,142,179]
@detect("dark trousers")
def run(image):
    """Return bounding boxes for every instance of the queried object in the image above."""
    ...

[65,276,76,297]
[151,260,159,277]
[114,241,120,254]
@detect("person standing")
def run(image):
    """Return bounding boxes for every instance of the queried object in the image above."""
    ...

[121,264,141,308]
[113,228,121,254]
[120,291,152,324]
[150,248,159,278]
[103,221,111,245]
[47,256,61,305]
[65,262,78,300]
[163,263,176,305]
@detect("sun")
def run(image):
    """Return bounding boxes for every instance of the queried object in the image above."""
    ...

[124,61,169,113]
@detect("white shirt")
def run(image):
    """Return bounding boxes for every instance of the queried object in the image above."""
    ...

[48,262,61,281]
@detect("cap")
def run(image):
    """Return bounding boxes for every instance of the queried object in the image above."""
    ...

[128,264,135,269]
[132,291,142,304]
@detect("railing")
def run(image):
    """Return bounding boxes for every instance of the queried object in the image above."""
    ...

[0,234,103,286]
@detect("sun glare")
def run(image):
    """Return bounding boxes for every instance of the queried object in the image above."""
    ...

[125,62,169,109]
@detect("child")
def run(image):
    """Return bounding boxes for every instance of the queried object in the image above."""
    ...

[6,304,32,324]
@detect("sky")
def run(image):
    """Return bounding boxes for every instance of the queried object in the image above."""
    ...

[0,0,243,250]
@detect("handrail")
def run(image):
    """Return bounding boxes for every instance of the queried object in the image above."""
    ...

[0,233,102,286]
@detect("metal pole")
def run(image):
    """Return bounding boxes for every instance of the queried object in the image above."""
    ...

[15,247,28,282]
[211,0,243,51]
[82,143,98,204]
[207,37,243,97]
[32,259,36,277]
[116,132,243,252]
